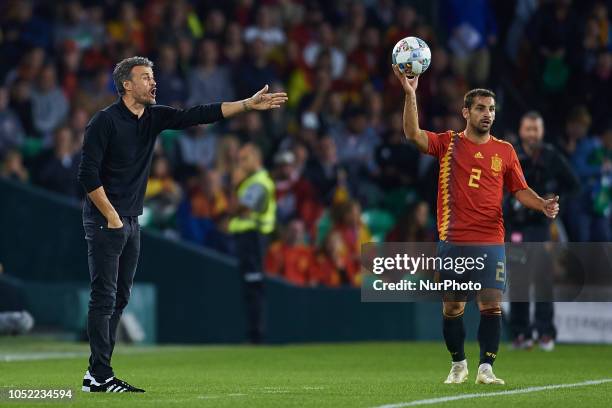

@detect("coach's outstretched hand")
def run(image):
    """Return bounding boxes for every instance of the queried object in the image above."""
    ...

[392,64,419,94]
[543,195,560,218]
[248,85,288,111]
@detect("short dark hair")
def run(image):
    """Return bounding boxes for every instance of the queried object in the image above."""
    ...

[464,88,496,109]
[112,56,153,95]
[521,110,543,122]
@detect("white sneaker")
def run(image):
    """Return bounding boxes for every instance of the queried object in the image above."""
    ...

[475,363,505,384]
[444,360,469,384]
[539,336,555,352]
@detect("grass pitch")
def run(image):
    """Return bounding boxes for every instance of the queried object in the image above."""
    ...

[1,337,611,407]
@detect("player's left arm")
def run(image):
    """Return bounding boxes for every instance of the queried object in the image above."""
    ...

[514,188,559,219]
[221,84,288,118]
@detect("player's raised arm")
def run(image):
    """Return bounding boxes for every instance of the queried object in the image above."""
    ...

[221,84,288,118]
[392,64,428,153]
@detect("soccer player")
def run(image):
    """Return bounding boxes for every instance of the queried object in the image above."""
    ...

[77,56,287,392]
[392,65,559,385]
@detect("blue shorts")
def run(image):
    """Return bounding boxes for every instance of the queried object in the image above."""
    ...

[436,241,506,291]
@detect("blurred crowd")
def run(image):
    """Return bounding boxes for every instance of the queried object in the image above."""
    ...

[1,0,611,287]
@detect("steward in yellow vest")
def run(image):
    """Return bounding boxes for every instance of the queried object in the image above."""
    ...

[228,143,276,343]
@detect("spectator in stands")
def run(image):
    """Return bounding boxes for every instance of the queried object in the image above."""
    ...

[106,2,146,54]
[31,64,69,141]
[176,35,195,75]
[69,107,88,149]
[349,25,384,84]
[244,6,286,47]
[312,231,358,287]
[582,51,612,133]
[375,111,420,191]
[54,1,97,51]
[298,65,333,133]
[4,47,46,87]
[332,105,380,205]
[304,135,342,205]
[327,200,371,285]
[272,149,320,227]
[265,218,313,285]
[155,44,188,107]
[0,2,52,65]
[0,149,29,183]
[442,0,497,86]
[337,2,368,55]
[386,201,434,242]
[560,106,610,241]
[384,5,418,50]
[222,22,245,64]
[187,39,235,107]
[35,125,81,199]
[235,38,279,99]
[173,125,218,182]
[144,155,182,229]
[156,1,201,45]
[238,111,273,160]
[215,135,240,187]
[9,80,36,137]
[303,22,346,80]
[527,0,577,98]
[178,168,230,252]
[58,40,82,101]
[74,69,116,116]
[203,9,227,42]
[0,86,25,157]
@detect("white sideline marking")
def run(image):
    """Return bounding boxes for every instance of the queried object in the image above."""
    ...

[372,378,612,408]
[0,352,88,362]
[0,347,159,362]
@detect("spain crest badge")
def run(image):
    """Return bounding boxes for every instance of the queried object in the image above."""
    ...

[491,154,502,172]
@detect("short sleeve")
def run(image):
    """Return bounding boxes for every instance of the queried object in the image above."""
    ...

[425,131,452,158]
[504,147,528,193]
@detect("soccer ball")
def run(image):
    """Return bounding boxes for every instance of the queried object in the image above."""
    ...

[391,36,431,77]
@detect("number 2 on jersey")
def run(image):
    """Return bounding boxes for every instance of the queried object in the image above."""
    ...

[468,168,481,188]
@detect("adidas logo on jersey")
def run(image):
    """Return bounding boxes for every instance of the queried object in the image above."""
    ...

[474,152,484,159]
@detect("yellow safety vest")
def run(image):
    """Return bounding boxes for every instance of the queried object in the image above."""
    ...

[228,169,276,234]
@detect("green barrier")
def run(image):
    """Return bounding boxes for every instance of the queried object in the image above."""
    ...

[264,278,414,343]
[23,282,157,344]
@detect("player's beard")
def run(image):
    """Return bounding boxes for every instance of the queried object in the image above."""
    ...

[470,119,491,136]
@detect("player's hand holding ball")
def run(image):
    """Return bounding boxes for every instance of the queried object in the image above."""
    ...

[392,64,419,94]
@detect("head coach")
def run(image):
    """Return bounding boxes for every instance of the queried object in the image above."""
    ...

[77,56,287,393]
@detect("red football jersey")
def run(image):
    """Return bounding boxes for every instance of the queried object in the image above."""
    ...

[426,130,528,243]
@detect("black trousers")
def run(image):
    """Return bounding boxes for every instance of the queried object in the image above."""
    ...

[509,225,556,339]
[83,211,140,381]
[233,230,268,344]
